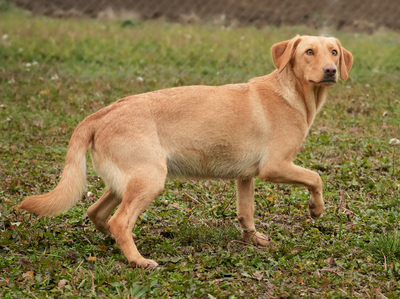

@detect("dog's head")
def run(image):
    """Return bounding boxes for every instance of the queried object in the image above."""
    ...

[271,35,353,85]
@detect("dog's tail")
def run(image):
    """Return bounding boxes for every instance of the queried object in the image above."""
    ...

[19,119,94,216]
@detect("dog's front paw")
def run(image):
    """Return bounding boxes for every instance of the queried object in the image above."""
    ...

[130,258,159,269]
[308,201,324,219]
[242,230,269,246]
[252,231,269,246]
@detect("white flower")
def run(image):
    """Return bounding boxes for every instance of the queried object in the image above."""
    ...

[389,138,400,146]
[26,61,38,68]
[51,74,59,80]
[87,191,93,197]
[2,34,8,40]
[137,76,144,82]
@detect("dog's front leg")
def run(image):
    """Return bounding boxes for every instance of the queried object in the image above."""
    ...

[259,162,324,219]
[236,178,269,246]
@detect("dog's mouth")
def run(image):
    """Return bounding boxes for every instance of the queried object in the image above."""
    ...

[308,79,337,86]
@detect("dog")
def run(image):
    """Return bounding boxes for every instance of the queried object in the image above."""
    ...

[19,35,353,268]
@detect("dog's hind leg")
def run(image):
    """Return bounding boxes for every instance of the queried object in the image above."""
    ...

[108,166,166,268]
[236,178,268,246]
[87,190,122,236]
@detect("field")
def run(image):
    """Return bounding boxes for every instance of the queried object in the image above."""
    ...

[1,4,400,299]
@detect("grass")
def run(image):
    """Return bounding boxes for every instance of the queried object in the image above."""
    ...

[370,231,400,262]
[1,5,400,298]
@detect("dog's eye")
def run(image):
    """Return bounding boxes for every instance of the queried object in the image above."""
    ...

[332,50,338,56]
[306,49,314,55]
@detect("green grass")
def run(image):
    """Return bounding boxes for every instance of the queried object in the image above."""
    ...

[1,6,400,298]
[370,231,400,262]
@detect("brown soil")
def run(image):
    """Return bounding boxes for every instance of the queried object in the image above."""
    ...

[8,0,400,32]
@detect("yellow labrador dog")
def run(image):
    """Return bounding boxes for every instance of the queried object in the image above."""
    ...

[19,35,353,268]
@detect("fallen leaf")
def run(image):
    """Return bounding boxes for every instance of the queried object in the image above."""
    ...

[321,279,330,288]
[58,279,67,288]
[22,271,34,279]
[253,271,263,281]
[170,203,183,210]
[16,257,31,265]
[327,257,337,266]
[266,282,276,291]
[97,245,108,252]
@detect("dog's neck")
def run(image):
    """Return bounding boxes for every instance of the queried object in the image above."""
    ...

[276,67,330,128]
[302,84,329,127]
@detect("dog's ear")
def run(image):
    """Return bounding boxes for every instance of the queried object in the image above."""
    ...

[339,46,353,81]
[271,36,302,73]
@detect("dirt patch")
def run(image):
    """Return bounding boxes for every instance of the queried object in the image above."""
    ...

[8,0,400,32]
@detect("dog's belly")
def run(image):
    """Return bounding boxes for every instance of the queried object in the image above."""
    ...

[165,148,261,180]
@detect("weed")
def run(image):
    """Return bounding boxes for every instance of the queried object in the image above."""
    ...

[369,231,400,260]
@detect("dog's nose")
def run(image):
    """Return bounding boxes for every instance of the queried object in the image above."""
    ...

[323,65,337,77]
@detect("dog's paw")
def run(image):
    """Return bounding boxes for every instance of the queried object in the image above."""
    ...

[308,201,323,219]
[130,258,159,269]
[251,231,269,246]
[242,230,269,246]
